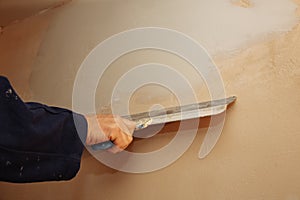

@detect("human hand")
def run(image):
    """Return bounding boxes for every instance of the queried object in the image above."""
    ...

[85,114,136,153]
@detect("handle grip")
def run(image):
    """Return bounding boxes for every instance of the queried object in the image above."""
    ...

[91,140,115,150]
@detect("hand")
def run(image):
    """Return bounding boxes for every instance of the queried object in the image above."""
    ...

[85,114,136,153]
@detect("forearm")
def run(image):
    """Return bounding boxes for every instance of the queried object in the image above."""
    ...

[0,75,135,183]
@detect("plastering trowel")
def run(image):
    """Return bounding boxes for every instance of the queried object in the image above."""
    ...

[92,96,236,155]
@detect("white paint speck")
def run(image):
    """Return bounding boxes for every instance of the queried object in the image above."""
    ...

[5,89,12,97]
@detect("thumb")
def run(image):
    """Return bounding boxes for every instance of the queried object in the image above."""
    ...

[120,118,136,135]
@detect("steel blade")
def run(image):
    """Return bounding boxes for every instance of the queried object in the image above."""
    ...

[123,96,236,130]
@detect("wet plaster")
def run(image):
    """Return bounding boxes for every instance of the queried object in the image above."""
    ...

[0,0,300,199]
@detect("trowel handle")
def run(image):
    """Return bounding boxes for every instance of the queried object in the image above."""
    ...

[91,140,114,150]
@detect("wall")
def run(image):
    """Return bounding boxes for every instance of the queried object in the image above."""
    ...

[0,0,69,26]
[0,0,300,199]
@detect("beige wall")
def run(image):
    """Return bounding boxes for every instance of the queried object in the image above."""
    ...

[0,0,68,26]
[0,1,300,199]
[0,11,54,100]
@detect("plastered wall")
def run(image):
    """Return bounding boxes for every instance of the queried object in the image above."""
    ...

[0,0,69,26]
[0,1,300,199]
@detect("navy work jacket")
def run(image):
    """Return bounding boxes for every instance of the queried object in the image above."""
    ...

[0,76,87,183]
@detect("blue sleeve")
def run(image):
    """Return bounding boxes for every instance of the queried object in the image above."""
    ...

[0,76,88,183]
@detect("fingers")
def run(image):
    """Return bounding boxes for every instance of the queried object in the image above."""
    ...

[107,134,132,154]
[107,122,133,153]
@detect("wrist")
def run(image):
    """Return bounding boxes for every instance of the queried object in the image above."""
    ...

[84,115,94,145]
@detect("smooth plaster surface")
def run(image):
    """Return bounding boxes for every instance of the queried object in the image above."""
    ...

[0,0,300,199]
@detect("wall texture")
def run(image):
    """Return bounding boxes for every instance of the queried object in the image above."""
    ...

[0,0,68,26]
[0,0,300,200]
